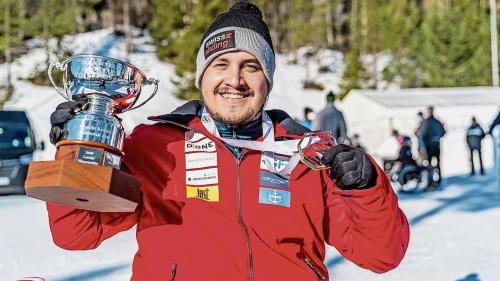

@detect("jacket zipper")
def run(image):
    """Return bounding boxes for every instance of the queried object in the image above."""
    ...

[237,153,254,281]
[303,257,326,280]
[155,121,256,280]
[170,263,177,281]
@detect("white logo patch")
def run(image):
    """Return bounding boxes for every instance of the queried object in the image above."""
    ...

[185,152,218,169]
[186,168,219,186]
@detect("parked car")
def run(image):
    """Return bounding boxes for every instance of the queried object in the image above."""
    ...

[0,110,44,195]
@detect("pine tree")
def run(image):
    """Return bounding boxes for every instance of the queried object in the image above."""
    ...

[338,45,367,99]
[24,0,92,85]
[339,0,368,98]
[414,0,491,87]
[0,0,26,106]
[379,1,420,87]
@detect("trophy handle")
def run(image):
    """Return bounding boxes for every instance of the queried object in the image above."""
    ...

[124,78,159,112]
[48,60,69,100]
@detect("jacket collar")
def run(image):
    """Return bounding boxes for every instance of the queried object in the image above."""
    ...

[148,100,310,138]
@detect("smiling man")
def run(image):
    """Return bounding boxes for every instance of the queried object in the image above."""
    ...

[46,2,409,280]
[200,52,268,126]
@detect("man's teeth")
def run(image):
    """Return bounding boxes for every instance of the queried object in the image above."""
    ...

[221,93,245,99]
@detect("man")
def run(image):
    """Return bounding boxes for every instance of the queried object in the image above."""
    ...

[47,2,409,280]
[313,91,348,144]
[417,106,446,188]
[466,116,485,176]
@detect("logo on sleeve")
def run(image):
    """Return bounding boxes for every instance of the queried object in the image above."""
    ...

[204,30,235,58]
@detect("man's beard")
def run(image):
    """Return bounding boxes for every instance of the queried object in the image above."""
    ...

[204,86,266,127]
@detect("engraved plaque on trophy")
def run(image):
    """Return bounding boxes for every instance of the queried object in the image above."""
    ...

[25,55,159,212]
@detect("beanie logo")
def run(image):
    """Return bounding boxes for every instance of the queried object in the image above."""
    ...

[204,30,235,59]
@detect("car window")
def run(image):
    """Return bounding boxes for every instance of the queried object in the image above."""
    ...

[0,125,33,149]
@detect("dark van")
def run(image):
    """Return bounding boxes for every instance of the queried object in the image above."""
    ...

[0,110,44,195]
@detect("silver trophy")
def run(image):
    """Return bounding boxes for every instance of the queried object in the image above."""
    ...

[48,54,159,152]
[25,55,159,212]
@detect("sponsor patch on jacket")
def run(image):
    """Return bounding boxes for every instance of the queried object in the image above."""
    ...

[185,138,217,153]
[260,152,290,173]
[204,30,235,59]
[259,171,289,189]
[258,187,290,208]
[185,152,217,169]
[186,168,218,186]
[186,185,219,202]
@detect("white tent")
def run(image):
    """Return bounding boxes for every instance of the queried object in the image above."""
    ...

[337,87,500,176]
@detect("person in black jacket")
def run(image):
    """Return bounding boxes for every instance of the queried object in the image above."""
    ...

[417,106,446,187]
[466,116,485,175]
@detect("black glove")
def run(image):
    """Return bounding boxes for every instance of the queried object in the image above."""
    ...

[320,144,377,190]
[49,100,85,144]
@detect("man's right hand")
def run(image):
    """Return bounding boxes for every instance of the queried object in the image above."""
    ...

[49,101,85,144]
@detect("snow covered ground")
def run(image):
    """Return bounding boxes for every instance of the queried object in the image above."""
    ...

[1,29,500,281]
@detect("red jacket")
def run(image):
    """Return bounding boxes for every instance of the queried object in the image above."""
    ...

[47,101,409,280]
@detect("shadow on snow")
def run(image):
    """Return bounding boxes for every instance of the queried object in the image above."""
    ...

[456,273,481,281]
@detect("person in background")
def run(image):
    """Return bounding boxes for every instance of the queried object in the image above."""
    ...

[414,111,426,165]
[417,106,446,188]
[391,129,414,166]
[387,130,418,185]
[489,110,500,136]
[391,129,404,143]
[466,116,485,176]
[298,106,315,129]
[313,91,348,144]
[397,135,418,169]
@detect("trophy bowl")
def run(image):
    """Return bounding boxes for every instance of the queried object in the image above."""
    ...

[50,54,158,112]
[47,55,159,150]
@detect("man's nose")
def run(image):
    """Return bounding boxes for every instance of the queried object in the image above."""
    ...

[224,66,245,88]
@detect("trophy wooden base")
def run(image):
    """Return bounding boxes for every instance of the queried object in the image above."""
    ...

[25,141,141,212]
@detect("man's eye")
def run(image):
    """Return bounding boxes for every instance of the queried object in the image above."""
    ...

[243,64,261,72]
[213,63,227,68]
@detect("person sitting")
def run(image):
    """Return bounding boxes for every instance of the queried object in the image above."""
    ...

[389,135,421,189]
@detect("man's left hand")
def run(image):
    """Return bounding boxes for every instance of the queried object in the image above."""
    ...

[320,144,376,190]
